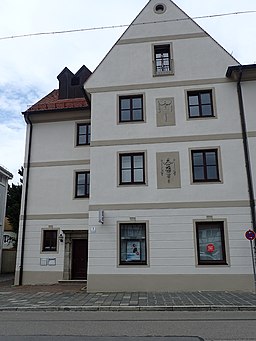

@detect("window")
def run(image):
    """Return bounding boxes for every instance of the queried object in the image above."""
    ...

[119,223,147,265]
[196,221,227,265]
[42,230,57,252]
[191,149,220,182]
[154,3,166,14]
[154,44,172,75]
[77,123,90,145]
[119,95,143,122]
[187,90,214,118]
[75,171,90,197]
[119,153,145,185]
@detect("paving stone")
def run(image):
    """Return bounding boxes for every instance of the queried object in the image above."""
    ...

[0,274,256,311]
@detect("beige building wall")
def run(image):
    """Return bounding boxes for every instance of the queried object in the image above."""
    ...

[15,113,90,285]
[85,0,254,291]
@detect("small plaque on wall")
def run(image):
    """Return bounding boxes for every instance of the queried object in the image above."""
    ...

[156,97,175,126]
[40,258,47,266]
[156,152,181,188]
[48,258,56,266]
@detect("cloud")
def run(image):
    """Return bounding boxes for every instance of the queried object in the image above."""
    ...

[0,83,44,183]
[0,122,25,184]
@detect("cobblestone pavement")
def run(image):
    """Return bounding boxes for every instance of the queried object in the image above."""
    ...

[0,274,256,312]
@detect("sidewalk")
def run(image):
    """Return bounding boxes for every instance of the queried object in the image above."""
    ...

[0,274,256,312]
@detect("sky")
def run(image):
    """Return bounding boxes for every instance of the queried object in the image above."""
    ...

[1,0,256,184]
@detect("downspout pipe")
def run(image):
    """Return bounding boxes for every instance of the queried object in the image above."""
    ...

[18,113,33,285]
[237,70,256,233]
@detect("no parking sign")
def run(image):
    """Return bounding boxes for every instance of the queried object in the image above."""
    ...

[245,229,256,241]
[245,229,256,292]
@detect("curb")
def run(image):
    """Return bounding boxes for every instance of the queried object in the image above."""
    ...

[0,305,256,312]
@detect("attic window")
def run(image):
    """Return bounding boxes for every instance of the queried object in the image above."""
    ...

[71,76,80,86]
[154,4,166,14]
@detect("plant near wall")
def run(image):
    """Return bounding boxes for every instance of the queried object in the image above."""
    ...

[6,167,23,233]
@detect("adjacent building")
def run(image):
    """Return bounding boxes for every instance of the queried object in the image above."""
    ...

[14,65,91,285]
[15,0,256,291]
[0,166,13,273]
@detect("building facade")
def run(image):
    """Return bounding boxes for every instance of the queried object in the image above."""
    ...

[14,66,92,285]
[15,0,256,291]
[0,166,13,273]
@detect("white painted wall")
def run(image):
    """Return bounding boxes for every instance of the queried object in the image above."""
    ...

[15,114,90,284]
[91,84,241,142]
[85,0,254,289]
[88,207,252,276]
[30,120,90,163]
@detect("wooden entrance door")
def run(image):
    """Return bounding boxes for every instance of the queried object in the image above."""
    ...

[71,239,88,279]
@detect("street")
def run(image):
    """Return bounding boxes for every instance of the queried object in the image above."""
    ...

[0,311,255,340]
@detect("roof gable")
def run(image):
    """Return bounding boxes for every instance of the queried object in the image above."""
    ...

[84,0,239,92]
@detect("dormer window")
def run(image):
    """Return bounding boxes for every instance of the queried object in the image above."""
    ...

[153,44,174,76]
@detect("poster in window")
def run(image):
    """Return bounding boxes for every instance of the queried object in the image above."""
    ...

[126,241,141,261]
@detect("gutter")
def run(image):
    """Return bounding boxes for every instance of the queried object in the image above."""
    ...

[18,113,33,285]
[236,70,256,233]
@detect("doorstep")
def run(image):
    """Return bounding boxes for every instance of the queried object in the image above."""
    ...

[58,280,87,285]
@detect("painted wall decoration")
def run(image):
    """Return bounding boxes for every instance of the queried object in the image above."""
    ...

[3,231,17,249]
[156,97,175,126]
[156,152,181,188]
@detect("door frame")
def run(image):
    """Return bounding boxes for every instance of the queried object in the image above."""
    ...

[62,230,88,280]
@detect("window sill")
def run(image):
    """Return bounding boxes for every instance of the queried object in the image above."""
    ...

[192,180,222,185]
[118,263,148,267]
[196,263,229,267]
[153,71,174,77]
[187,116,216,120]
[118,183,147,187]
[75,144,90,147]
[74,196,89,199]
[118,120,145,124]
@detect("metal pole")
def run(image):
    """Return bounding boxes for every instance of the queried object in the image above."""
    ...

[250,240,256,292]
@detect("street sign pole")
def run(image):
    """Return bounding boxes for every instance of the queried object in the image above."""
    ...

[245,229,256,292]
[250,240,256,293]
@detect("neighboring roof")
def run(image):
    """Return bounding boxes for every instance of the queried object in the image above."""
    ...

[25,89,89,114]
[226,64,256,81]
[0,165,13,180]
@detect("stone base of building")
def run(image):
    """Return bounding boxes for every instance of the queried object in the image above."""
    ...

[14,271,63,285]
[87,274,254,292]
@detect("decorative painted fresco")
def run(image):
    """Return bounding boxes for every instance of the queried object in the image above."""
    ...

[156,97,175,126]
[156,152,181,188]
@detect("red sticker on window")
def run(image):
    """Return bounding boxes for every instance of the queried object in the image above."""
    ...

[206,243,215,253]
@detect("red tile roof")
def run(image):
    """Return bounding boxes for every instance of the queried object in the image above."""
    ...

[26,89,89,113]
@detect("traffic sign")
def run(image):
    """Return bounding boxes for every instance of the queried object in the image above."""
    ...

[245,229,256,241]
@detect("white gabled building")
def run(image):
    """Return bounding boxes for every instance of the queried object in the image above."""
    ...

[15,0,256,291]
[84,0,256,292]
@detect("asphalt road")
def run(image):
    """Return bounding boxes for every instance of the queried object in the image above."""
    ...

[0,311,255,340]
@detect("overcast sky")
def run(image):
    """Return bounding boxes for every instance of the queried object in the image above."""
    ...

[1,0,256,183]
